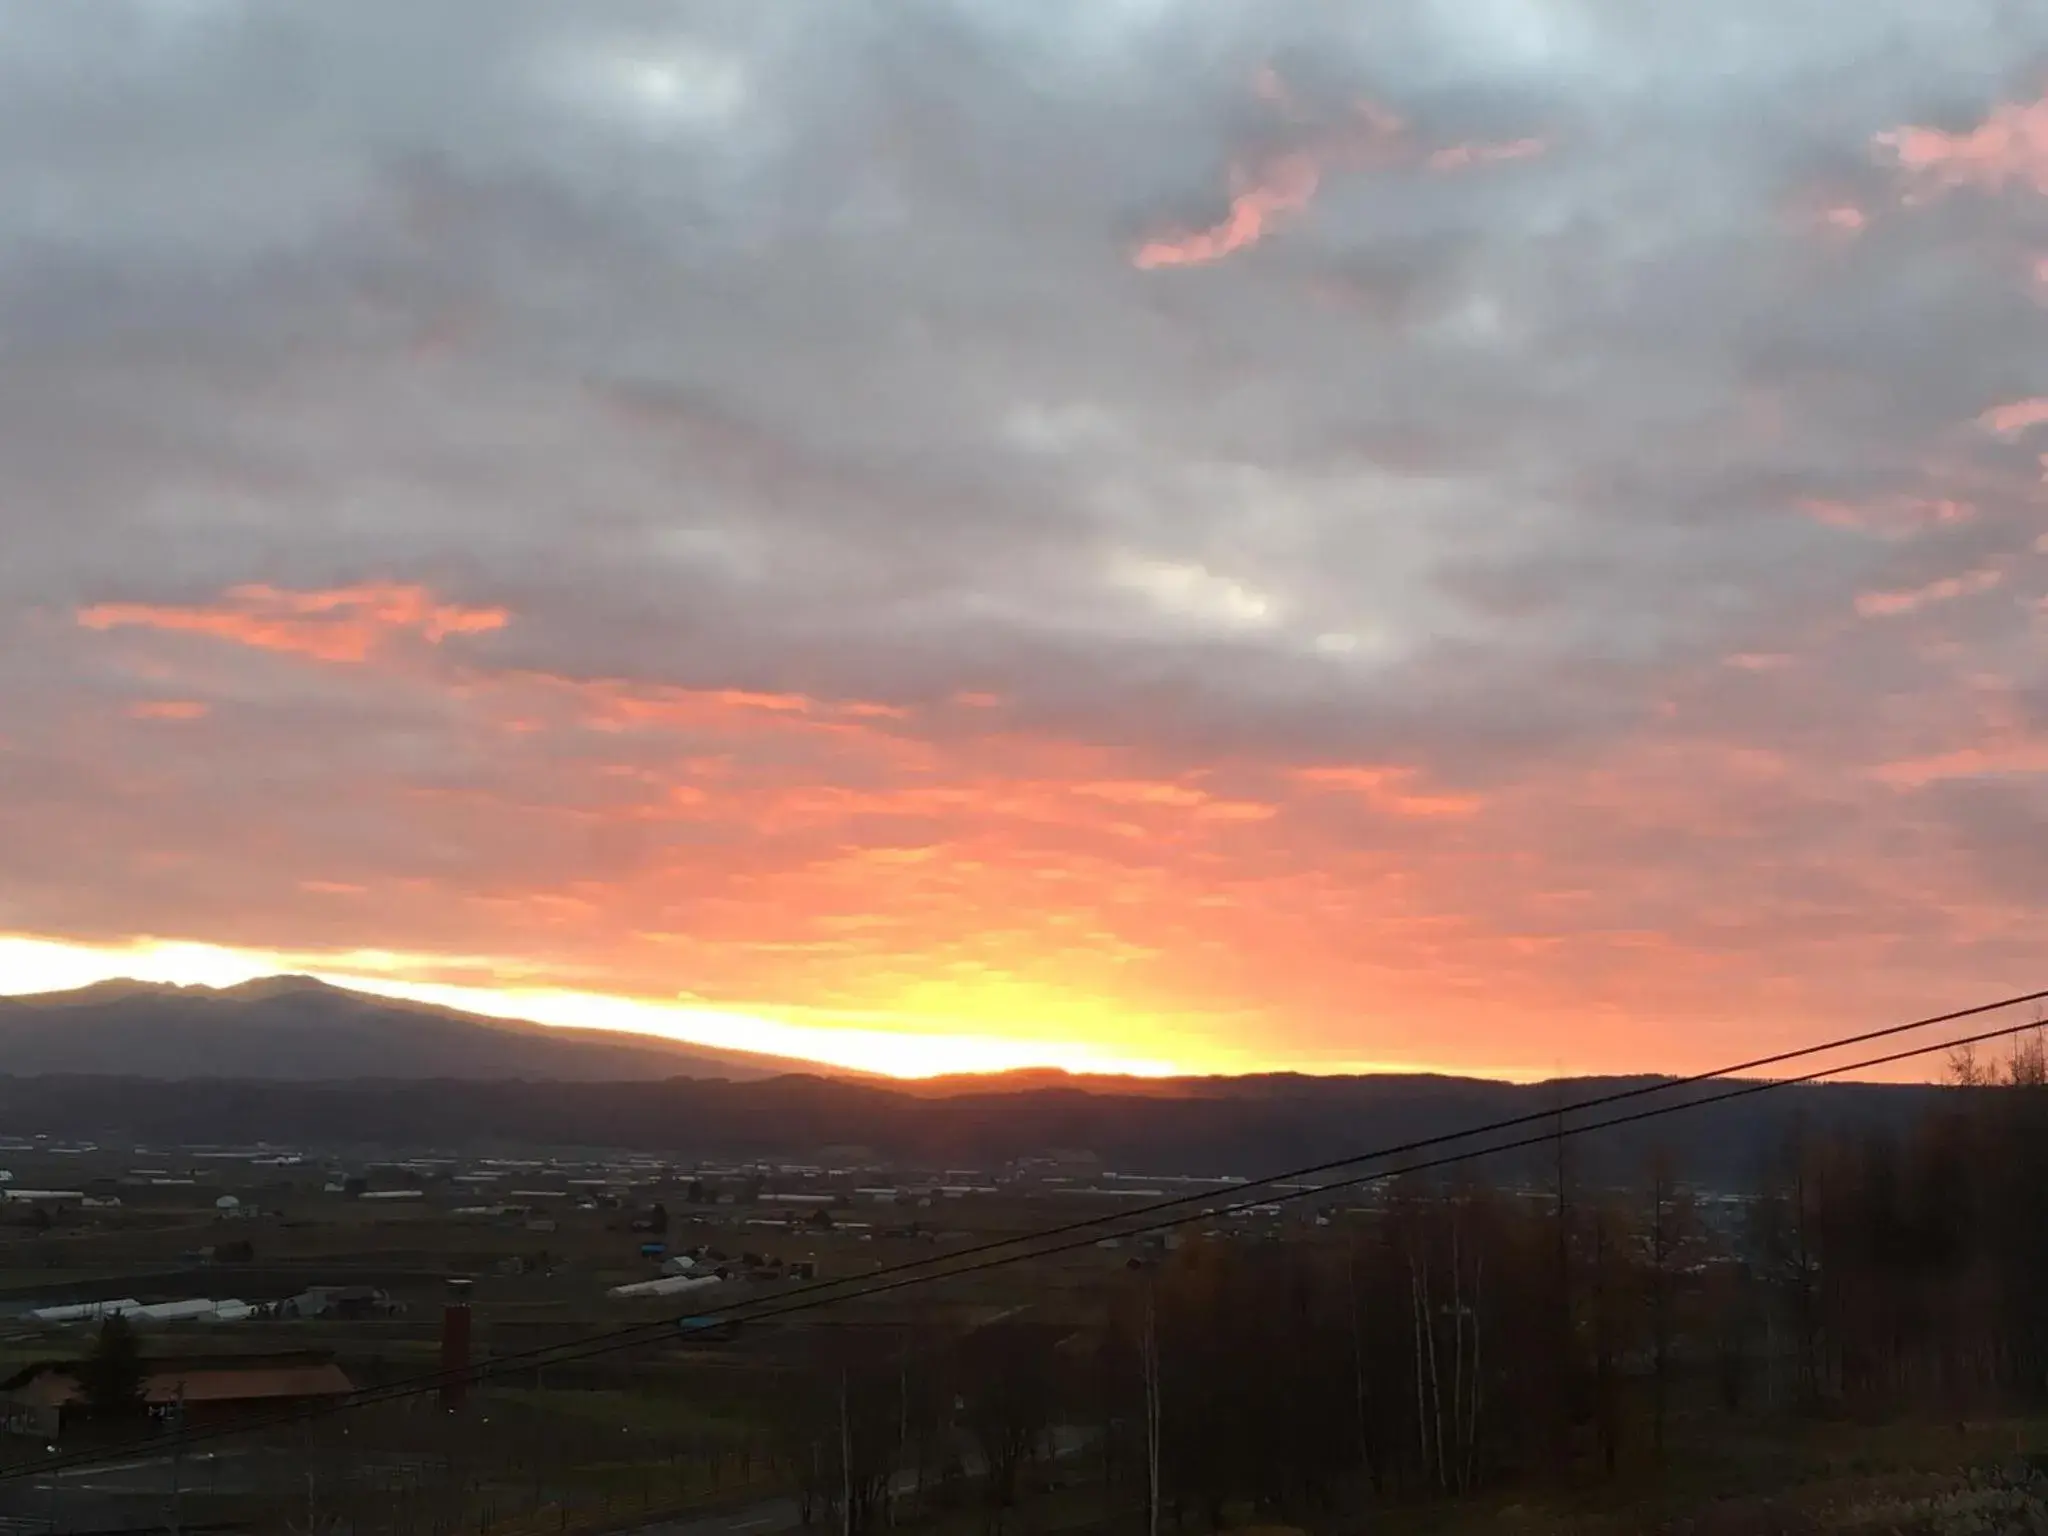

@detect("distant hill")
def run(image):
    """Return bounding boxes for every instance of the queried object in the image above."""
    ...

[0,978,1962,1182]
[0,1056,1946,1189]
[0,976,839,1083]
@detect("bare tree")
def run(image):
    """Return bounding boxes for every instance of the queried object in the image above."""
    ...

[1646,1149,1697,1457]
[1142,1284,1162,1536]
[959,1320,1057,1532]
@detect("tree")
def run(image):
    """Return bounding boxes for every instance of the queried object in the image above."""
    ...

[80,1314,146,1419]
[1588,1204,1625,1476]
[959,1320,1057,1526]
[765,1338,901,1535]
[1646,1151,1700,1456]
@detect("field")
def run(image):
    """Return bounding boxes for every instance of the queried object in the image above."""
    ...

[0,1137,1159,1533]
[4,1131,2047,1536]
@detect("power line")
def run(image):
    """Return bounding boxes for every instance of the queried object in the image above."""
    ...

[181,985,2048,1370]
[302,1001,2048,1387]
[9,988,2043,1481]
[13,991,2042,1478]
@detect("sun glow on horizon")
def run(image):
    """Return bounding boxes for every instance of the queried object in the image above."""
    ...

[0,934,1214,1080]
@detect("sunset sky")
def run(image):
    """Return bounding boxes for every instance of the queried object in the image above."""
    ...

[3,1,2046,1080]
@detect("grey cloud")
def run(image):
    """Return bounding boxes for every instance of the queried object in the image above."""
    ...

[3,0,2047,1024]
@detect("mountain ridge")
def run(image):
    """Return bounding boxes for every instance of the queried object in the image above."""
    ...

[0,1069,1943,1186]
[0,974,849,1083]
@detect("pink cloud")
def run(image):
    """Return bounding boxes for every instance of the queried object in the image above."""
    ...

[544,675,914,739]
[1133,152,1323,270]
[1855,566,2004,617]
[1426,137,1547,172]
[1876,93,2048,196]
[1250,63,1302,119]
[128,700,210,722]
[1132,71,1412,271]
[1873,741,2048,787]
[1292,764,1483,818]
[1978,398,2048,436]
[1133,71,1542,271]
[1796,496,1975,540]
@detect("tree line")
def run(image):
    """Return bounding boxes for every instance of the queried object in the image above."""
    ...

[761,1034,2048,1532]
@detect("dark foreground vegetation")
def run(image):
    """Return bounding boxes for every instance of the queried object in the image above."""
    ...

[761,1035,2048,1536]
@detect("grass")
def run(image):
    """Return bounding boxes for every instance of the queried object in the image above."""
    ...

[485,1385,757,1438]
[1337,1411,2048,1536]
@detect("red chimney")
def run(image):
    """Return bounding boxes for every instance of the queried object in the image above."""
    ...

[440,1278,473,1413]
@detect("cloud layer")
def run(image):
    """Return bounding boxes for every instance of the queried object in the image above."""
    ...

[3,0,2046,1075]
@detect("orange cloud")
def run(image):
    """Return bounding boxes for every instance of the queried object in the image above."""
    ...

[1292,764,1482,818]
[541,674,917,744]
[79,582,508,663]
[128,700,210,722]
[60,556,2048,1084]
[1426,137,1547,172]
[1979,398,2048,436]
[1877,92,2048,196]
[1076,779,1211,808]
[1133,71,1543,271]
[1074,779,1276,822]
[1132,71,1412,271]
[703,689,811,713]
[1133,151,1323,269]
[1855,567,2004,617]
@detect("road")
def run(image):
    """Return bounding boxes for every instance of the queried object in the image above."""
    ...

[0,1446,287,1535]
[635,1491,804,1536]
[628,1428,1093,1536]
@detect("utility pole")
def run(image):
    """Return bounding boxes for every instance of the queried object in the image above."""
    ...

[1347,1245,1373,1491]
[167,1381,188,1536]
[840,1369,853,1536]
[1551,1087,1573,1467]
[1142,1283,1161,1536]
[897,1331,910,1528]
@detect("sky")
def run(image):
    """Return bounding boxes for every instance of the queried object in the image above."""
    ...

[2,1,2046,1081]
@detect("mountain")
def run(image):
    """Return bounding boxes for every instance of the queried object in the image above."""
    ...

[0,976,841,1083]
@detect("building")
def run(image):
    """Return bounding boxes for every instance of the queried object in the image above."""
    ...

[283,1285,398,1320]
[1,1351,355,1438]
